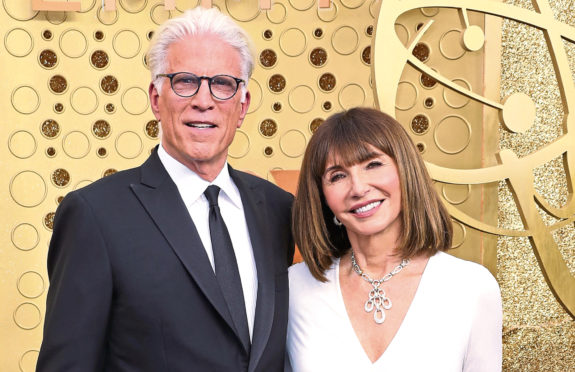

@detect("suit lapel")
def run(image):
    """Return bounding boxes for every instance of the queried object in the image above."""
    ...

[230,168,276,372]
[130,151,236,334]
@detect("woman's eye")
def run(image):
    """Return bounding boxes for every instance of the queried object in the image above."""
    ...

[329,173,345,183]
[366,160,383,169]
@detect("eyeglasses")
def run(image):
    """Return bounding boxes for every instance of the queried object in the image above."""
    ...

[156,72,244,100]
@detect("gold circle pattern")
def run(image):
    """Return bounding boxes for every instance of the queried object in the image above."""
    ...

[39,49,58,69]
[289,85,315,113]
[396,81,418,111]
[46,11,67,25]
[260,49,278,68]
[247,78,263,113]
[113,30,141,59]
[279,129,307,158]
[338,83,366,109]
[19,350,39,372]
[11,223,39,251]
[62,131,91,158]
[433,115,472,154]
[310,118,324,134]
[317,2,338,22]
[9,131,37,159]
[121,87,149,115]
[51,168,71,187]
[228,130,250,158]
[279,28,307,57]
[2,0,38,21]
[93,119,112,139]
[439,29,466,60]
[226,0,260,22]
[42,30,53,40]
[269,74,287,93]
[411,114,430,134]
[101,75,119,94]
[310,47,327,67]
[59,29,88,58]
[412,42,430,62]
[266,2,287,24]
[119,0,147,13]
[11,86,40,114]
[150,3,171,25]
[289,0,315,11]
[91,50,110,69]
[17,271,45,299]
[331,26,359,55]
[13,303,41,330]
[318,73,336,91]
[5,28,34,57]
[49,75,68,94]
[259,119,278,137]
[40,123,55,144]
[145,120,159,139]
[70,87,98,115]
[115,131,143,159]
[97,7,119,25]
[44,212,55,230]
[9,171,47,208]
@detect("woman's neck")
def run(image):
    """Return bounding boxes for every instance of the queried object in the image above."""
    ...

[345,234,404,277]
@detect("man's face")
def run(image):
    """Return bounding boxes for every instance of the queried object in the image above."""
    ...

[149,34,250,180]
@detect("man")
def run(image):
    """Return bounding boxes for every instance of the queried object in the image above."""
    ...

[38,8,294,372]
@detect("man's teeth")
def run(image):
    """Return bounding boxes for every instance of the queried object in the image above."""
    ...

[189,123,215,128]
[353,201,381,213]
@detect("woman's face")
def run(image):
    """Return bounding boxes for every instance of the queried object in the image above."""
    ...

[321,147,403,242]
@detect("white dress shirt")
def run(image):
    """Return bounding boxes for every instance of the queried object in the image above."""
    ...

[157,145,258,339]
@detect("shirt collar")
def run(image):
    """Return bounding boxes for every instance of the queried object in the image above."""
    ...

[157,144,242,209]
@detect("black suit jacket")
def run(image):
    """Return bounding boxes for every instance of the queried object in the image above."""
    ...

[37,149,294,372]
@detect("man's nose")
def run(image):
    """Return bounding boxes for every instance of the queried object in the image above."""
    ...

[191,79,214,110]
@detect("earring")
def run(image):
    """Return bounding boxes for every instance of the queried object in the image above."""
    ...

[333,215,343,226]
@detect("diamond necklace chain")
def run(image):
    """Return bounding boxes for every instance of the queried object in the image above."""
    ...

[350,250,410,324]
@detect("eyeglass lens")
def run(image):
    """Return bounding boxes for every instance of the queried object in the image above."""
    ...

[171,73,239,99]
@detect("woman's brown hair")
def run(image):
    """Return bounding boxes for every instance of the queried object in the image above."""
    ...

[292,107,452,282]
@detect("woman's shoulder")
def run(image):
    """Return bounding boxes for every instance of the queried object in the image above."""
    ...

[289,260,334,284]
[288,260,338,298]
[429,252,500,294]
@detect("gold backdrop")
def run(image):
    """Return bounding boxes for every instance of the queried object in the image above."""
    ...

[1,0,574,371]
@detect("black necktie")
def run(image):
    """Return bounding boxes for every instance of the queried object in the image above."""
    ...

[204,185,250,352]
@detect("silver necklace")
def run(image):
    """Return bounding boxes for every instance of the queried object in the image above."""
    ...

[350,251,410,324]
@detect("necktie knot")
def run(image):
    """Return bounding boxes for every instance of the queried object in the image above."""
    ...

[204,185,220,207]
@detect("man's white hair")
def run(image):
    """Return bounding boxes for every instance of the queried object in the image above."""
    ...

[146,7,255,102]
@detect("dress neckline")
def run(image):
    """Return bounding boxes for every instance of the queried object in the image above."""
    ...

[333,252,437,366]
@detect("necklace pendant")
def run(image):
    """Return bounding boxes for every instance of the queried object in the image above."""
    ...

[364,287,392,323]
[365,299,374,312]
[351,251,410,325]
[374,308,385,324]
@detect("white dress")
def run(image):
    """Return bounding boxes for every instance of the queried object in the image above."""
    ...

[286,251,502,372]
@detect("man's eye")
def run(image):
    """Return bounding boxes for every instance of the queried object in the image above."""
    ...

[212,77,234,87]
[179,78,197,85]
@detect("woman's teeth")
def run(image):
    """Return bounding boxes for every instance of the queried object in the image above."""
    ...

[353,201,381,213]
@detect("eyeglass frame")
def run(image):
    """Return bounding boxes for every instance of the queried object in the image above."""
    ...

[156,72,245,100]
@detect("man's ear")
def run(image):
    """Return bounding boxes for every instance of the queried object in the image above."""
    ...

[149,82,161,120]
[237,90,251,129]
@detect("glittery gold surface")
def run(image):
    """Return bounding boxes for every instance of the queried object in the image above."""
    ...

[500,0,575,369]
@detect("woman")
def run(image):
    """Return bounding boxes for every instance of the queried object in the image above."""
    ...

[287,107,502,371]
